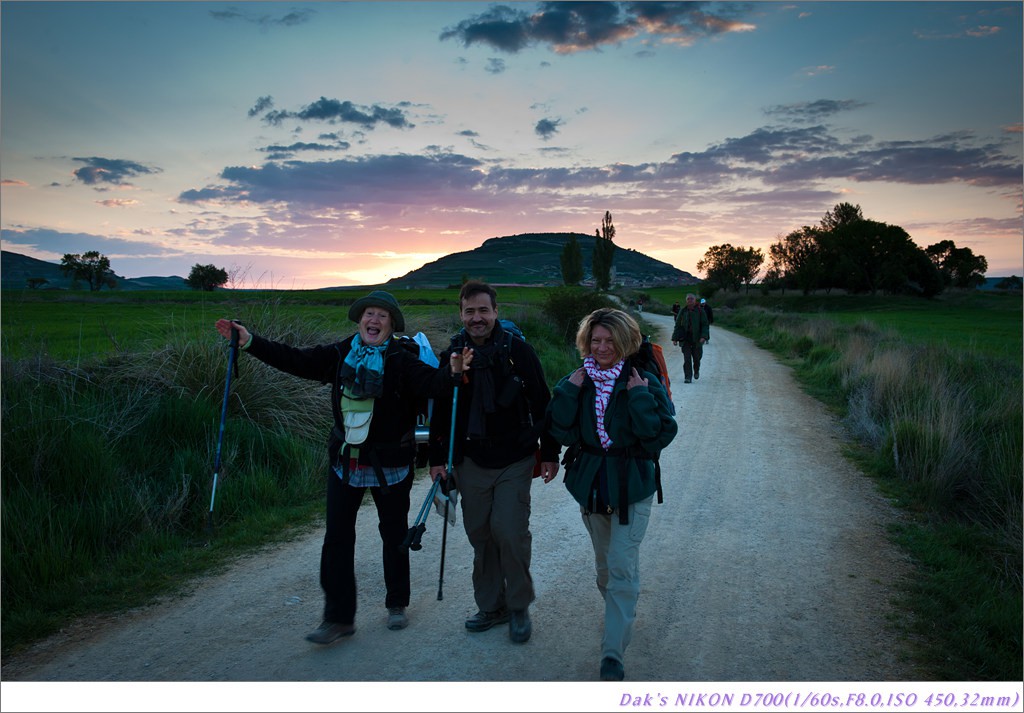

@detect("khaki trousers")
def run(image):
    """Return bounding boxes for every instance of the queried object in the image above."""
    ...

[582,495,653,665]
[457,454,536,612]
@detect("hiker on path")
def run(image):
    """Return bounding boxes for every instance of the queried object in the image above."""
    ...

[214,291,472,645]
[546,307,678,681]
[700,298,714,343]
[671,293,710,383]
[428,280,560,645]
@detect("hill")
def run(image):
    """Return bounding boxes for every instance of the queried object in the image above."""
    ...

[385,232,697,288]
[1,250,187,291]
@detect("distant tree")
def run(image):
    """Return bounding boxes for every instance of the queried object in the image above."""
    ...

[60,251,116,291]
[925,240,988,288]
[592,211,616,291]
[559,234,584,286]
[696,244,761,292]
[185,263,229,291]
[26,277,48,289]
[735,246,764,293]
[820,202,864,232]
[995,275,1022,290]
[831,220,939,296]
[768,226,825,295]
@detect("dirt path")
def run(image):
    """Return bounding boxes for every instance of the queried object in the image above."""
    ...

[3,316,919,692]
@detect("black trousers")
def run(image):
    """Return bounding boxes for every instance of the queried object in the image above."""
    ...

[321,467,413,624]
[680,341,703,380]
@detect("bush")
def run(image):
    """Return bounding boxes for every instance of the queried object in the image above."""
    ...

[541,287,616,346]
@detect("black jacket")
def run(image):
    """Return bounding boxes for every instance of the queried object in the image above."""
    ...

[246,333,457,470]
[428,323,560,469]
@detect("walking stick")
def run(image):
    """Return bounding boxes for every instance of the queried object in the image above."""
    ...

[402,478,440,551]
[437,385,459,600]
[207,322,239,534]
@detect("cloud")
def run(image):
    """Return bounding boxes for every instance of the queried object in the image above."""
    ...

[485,58,507,74]
[96,199,140,208]
[254,96,415,130]
[763,99,868,122]
[259,140,351,159]
[72,157,160,187]
[176,116,1020,220]
[534,118,562,140]
[210,7,314,28]
[1,179,29,187]
[440,1,756,54]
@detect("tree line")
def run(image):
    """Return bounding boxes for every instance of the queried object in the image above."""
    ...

[696,202,991,297]
[51,253,228,292]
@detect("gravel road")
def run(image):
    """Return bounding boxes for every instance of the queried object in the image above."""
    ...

[2,315,921,706]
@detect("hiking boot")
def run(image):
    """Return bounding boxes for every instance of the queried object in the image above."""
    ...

[305,620,355,645]
[694,372,700,380]
[684,378,692,384]
[465,608,510,632]
[600,656,625,681]
[509,608,532,643]
[386,607,408,630]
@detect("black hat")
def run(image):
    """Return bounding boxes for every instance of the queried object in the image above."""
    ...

[348,290,405,332]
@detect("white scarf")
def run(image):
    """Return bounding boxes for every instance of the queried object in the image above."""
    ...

[583,355,623,450]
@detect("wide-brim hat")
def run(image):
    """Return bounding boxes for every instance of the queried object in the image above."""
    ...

[348,290,405,332]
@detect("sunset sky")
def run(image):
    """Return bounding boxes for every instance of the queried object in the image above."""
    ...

[2,1,1021,289]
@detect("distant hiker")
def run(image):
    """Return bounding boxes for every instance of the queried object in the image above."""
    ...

[428,280,560,645]
[671,293,709,383]
[700,298,714,342]
[636,298,644,313]
[546,307,678,681]
[214,291,472,645]
[671,301,680,317]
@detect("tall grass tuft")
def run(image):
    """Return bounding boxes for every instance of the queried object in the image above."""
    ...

[0,300,336,654]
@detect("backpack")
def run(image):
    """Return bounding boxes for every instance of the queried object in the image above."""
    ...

[396,333,437,467]
[633,336,675,415]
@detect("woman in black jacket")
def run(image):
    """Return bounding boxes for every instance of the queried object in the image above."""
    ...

[214,290,470,644]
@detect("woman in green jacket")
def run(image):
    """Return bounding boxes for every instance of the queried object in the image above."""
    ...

[547,308,677,682]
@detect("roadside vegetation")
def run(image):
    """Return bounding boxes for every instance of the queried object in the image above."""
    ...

[1,286,1020,682]
[645,288,1021,681]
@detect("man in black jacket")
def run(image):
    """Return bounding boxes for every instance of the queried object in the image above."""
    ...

[429,281,560,644]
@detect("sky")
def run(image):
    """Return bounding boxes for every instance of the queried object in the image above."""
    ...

[1,1,1021,290]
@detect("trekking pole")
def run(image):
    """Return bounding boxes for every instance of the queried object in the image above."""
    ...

[207,322,240,534]
[402,478,440,551]
[437,385,459,601]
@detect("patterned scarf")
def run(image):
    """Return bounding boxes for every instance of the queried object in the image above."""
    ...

[340,334,388,399]
[583,355,623,450]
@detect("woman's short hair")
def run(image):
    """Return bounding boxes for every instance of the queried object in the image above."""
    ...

[575,308,642,361]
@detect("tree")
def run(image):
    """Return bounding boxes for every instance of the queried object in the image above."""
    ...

[592,211,616,291]
[26,277,48,289]
[995,276,1022,290]
[185,263,229,291]
[820,202,864,232]
[559,234,584,286]
[60,251,116,291]
[925,240,988,288]
[696,244,761,292]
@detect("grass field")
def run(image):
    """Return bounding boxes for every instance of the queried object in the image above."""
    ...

[1,285,1020,679]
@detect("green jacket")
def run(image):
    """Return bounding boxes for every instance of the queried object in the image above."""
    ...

[546,362,678,522]
[671,305,710,343]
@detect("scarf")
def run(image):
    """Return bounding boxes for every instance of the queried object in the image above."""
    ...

[462,327,501,439]
[583,355,623,450]
[339,334,388,399]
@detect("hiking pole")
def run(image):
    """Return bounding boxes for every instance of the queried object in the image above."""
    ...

[207,322,240,534]
[437,385,459,601]
[402,477,440,551]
